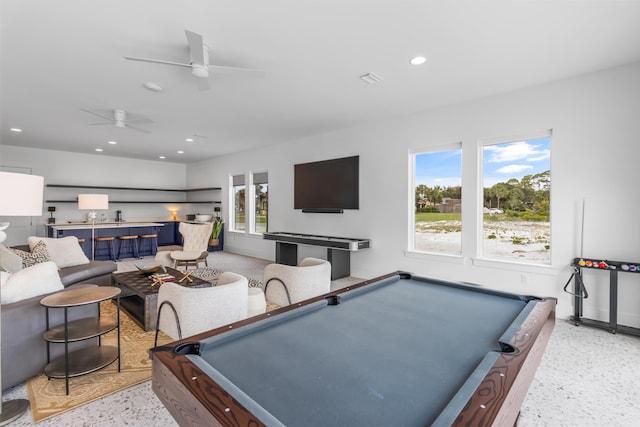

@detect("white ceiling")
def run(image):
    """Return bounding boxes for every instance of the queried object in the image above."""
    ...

[2,0,640,164]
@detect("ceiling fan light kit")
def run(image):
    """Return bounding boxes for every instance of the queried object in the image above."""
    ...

[191,64,209,79]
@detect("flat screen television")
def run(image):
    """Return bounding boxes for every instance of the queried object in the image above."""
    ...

[294,155,359,213]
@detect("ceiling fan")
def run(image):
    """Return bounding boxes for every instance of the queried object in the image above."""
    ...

[82,108,152,134]
[124,30,264,90]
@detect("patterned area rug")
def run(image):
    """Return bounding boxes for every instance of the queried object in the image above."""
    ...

[26,301,172,422]
[27,267,262,422]
[191,266,263,288]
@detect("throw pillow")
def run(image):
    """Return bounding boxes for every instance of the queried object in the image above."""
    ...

[0,261,64,304]
[0,244,23,273]
[28,236,90,269]
[10,240,51,268]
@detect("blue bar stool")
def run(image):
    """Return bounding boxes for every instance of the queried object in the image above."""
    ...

[139,233,158,257]
[117,235,139,260]
[94,236,116,261]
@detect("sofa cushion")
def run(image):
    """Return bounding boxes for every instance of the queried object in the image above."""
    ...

[59,260,117,287]
[0,244,23,273]
[10,240,51,268]
[28,236,90,269]
[0,261,64,304]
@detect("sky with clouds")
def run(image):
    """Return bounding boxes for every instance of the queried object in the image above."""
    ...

[415,137,551,188]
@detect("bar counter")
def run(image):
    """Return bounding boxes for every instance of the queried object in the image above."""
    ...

[46,222,165,260]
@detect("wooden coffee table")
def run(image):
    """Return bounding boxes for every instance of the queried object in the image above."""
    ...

[111,267,210,331]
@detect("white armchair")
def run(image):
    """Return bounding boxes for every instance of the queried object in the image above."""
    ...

[262,257,331,307]
[155,222,213,269]
[154,271,248,343]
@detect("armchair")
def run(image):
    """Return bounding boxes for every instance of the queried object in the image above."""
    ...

[155,222,213,269]
[262,257,331,307]
[154,272,248,344]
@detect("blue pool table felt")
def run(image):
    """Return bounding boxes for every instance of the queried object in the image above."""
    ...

[189,275,533,426]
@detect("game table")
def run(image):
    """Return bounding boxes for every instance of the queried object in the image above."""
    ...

[152,272,556,426]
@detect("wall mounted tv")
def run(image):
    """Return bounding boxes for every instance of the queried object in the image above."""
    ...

[294,155,359,213]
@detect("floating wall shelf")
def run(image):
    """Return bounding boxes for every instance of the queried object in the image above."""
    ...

[45,200,221,204]
[46,184,221,191]
[45,184,221,204]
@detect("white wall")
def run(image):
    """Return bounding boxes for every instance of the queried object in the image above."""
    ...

[187,62,640,323]
[0,147,194,244]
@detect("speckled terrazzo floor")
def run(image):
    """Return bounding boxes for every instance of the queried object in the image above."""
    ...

[519,318,640,426]
[4,252,640,426]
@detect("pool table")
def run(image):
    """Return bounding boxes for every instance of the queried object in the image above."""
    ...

[152,272,556,427]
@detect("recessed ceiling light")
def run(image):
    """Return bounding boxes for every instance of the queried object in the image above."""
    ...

[108,140,117,145]
[10,128,22,132]
[95,148,103,152]
[159,156,166,159]
[185,138,194,142]
[177,150,184,154]
[143,81,163,92]
[410,56,427,65]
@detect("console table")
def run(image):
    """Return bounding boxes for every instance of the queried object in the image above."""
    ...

[263,232,370,280]
[41,286,121,394]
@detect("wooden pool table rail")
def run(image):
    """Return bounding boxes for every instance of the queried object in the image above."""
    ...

[451,297,556,426]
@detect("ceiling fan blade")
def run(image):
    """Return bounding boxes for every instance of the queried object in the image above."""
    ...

[125,118,154,124]
[208,64,265,77]
[184,30,205,65]
[195,77,211,91]
[124,56,191,68]
[125,124,151,134]
[88,122,114,126]
[81,108,114,121]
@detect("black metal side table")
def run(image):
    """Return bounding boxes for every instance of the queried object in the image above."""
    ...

[40,286,121,394]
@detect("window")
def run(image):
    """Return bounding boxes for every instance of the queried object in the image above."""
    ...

[411,145,462,255]
[231,174,245,232]
[252,171,268,234]
[481,133,551,264]
[230,171,269,234]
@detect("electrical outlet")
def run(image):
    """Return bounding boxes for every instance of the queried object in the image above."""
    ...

[521,274,528,285]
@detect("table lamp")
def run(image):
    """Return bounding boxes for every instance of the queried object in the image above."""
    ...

[77,194,109,260]
[0,171,44,425]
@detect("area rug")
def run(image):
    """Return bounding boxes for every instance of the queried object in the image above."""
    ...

[26,301,172,422]
[191,266,263,288]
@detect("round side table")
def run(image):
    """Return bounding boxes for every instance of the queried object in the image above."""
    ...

[40,286,121,395]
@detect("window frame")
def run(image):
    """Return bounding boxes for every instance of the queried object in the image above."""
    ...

[408,142,463,257]
[477,129,552,266]
[229,170,269,236]
[249,170,268,235]
[230,173,246,233]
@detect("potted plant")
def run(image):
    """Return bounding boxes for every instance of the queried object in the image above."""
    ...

[209,217,223,246]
